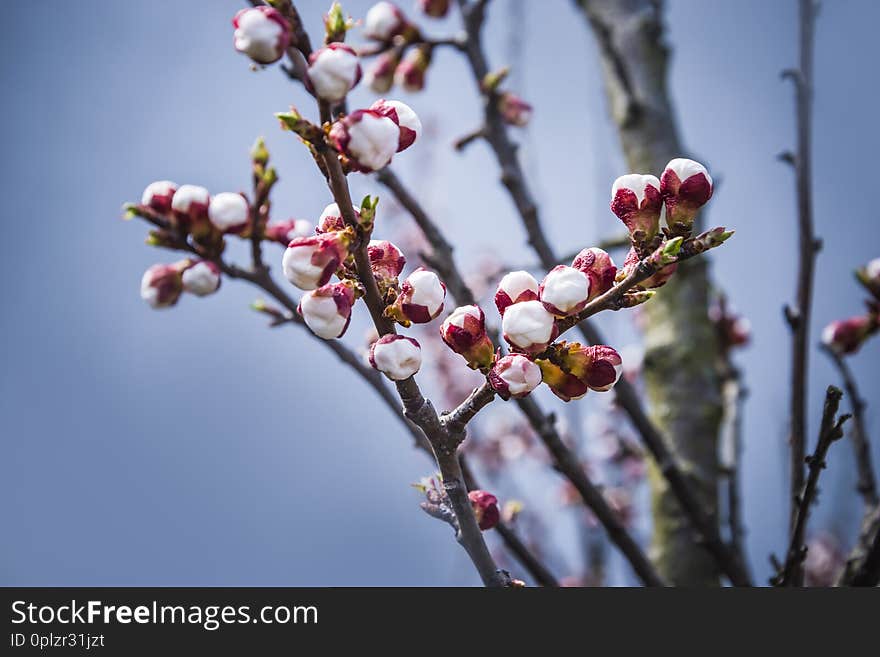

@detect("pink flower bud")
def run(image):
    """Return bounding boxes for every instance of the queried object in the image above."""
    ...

[365,51,400,94]
[232,6,291,65]
[856,257,880,300]
[660,158,713,236]
[622,247,677,289]
[363,2,409,41]
[572,247,617,300]
[316,202,358,234]
[540,265,591,317]
[498,92,533,127]
[282,232,350,290]
[501,299,557,353]
[140,262,185,309]
[208,192,249,233]
[367,240,406,281]
[306,43,362,103]
[141,180,177,213]
[388,267,446,324]
[328,109,400,173]
[535,359,589,402]
[440,305,495,370]
[265,218,313,244]
[494,270,539,315]
[611,174,662,252]
[297,282,356,339]
[170,184,210,229]
[370,99,422,152]
[537,342,622,401]
[181,260,221,296]
[419,0,450,18]
[468,490,500,530]
[369,334,422,380]
[394,46,429,92]
[821,315,878,355]
[488,354,542,400]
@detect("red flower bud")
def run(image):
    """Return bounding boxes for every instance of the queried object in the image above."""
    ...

[306,43,362,103]
[170,184,210,231]
[498,92,533,127]
[365,51,400,94]
[440,305,495,370]
[537,342,622,401]
[502,299,557,353]
[388,267,447,325]
[232,6,291,65]
[328,109,401,173]
[621,247,677,289]
[140,262,186,309]
[141,180,177,214]
[539,265,591,317]
[494,270,539,315]
[208,192,249,234]
[660,158,713,237]
[611,174,662,253]
[821,315,878,355]
[394,45,430,92]
[370,99,422,152]
[572,247,617,300]
[265,218,313,244]
[367,239,407,282]
[419,0,450,18]
[181,260,221,297]
[316,202,358,234]
[364,2,410,41]
[468,490,500,530]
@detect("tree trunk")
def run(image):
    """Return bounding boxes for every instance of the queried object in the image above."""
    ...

[577,0,724,585]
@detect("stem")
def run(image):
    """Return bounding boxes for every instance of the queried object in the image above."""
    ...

[838,504,880,587]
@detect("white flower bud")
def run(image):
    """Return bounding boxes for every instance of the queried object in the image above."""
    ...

[298,282,355,339]
[208,192,249,233]
[370,99,422,151]
[182,260,221,296]
[329,109,400,172]
[369,334,422,380]
[539,266,590,317]
[282,233,349,291]
[501,300,556,353]
[170,184,210,216]
[141,180,177,213]
[495,270,539,315]
[232,6,291,65]
[307,44,361,102]
[364,2,408,41]
[488,354,542,400]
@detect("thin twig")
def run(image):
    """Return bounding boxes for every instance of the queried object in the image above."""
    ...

[837,504,880,587]
[774,385,849,586]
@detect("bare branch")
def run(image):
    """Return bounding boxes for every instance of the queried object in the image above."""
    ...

[838,504,880,587]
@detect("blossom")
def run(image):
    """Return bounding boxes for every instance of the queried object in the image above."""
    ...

[370,99,421,152]
[488,355,542,400]
[440,305,495,370]
[387,267,446,324]
[328,109,400,172]
[207,192,249,233]
[502,300,557,353]
[232,6,291,65]
[282,232,350,290]
[468,490,500,530]
[140,262,185,309]
[539,265,591,317]
[572,247,617,300]
[307,43,361,102]
[181,260,221,296]
[141,180,177,214]
[610,173,662,252]
[298,282,356,339]
[369,334,422,380]
[494,270,539,315]
[660,158,713,236]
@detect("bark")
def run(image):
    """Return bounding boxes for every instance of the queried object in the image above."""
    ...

[577,0,724,585]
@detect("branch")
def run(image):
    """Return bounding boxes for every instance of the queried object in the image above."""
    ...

[774,385,849,586]
[822,345,878,508]
[838,504,880,587]
[719,357,751,579]
[784,0,820,556]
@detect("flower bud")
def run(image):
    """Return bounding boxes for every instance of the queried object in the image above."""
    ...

[265,218,313,244]
[501,299,557,353]
[440,305,495,370]
[329,109,400,173]
[611,174,662,253]
[540,266,591,317]
[208,192,249,234]
[419,0,451,19]
[468,490,499,531]
[856,257,880,300]
[232,6,291,65]
[494,270,539,315]
[316,202,358,234]
[537,342,622,401]
[306,43,362,103]
[394,45,430,92]
[572,247,617,300]
[498,92,533,127]
[369,334,422,380]
[488,354,542,400]
[140,262,185,309]
[821,315,878,355]
[181,260,221,296]
[170,184,210,229]
[367,239,406,281]
[660,158,713,236]
[298,281,356,339]
[535,359,589,402]
[387,267,446,325]
[621,247,677,289]
[365,50,400,94]
[370,99,422,152]
[282,232,350,290]
[363,2,410,41]
[141,180,177,213]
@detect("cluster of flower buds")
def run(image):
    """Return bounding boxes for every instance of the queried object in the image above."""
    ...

[232,6,291,65]
[140,259,221,309]
[307,43,362,103]
[535,342,623,402]
[298,281,356,339]
[328,99,421,172]
[385,267,446,325]
[369,334,422,380]
[611,158,713,254]
[821,257,880,356]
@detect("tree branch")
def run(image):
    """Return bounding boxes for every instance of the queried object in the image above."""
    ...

[838,504,880,587]
[718,357,750,579]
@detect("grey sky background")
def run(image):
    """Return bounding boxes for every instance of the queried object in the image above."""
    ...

[2,0,878,585]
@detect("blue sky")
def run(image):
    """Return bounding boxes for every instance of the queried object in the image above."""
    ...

[1,0,878,585]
